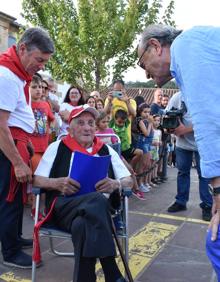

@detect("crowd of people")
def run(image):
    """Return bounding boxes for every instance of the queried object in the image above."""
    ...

[28,75,178,206]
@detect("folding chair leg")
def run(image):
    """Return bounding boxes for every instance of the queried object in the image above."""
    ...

[48,236,74,257]
[32,194,40,282]
[124,196,129,262]
[32,261,37,282]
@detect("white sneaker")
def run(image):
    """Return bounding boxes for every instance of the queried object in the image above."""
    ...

[149,182,158,187]
[139,183,150,193]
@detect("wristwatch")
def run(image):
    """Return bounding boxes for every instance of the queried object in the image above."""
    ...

[208,184,220,196]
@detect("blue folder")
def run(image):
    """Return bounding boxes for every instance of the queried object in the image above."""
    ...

[69,151,111,197]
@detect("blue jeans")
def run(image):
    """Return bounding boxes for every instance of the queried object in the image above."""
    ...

[175,147,212,208]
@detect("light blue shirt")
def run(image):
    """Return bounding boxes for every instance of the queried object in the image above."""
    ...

[170,26,220,178]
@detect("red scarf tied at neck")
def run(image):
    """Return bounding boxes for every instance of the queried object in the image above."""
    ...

[62,134,104,155]
[0,45,32,103]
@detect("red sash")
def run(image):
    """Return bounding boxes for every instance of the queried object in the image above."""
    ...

[7,127,32,203]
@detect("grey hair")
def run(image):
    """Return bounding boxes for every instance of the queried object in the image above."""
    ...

[17,27,54,54]
[140,24,182,49]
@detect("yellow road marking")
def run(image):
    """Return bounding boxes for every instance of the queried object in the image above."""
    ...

[0,272,31,282]
[96,221,178,281]
[129,211,209,225]
[0,213,203,282]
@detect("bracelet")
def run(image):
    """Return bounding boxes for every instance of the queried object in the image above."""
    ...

[116,179,122,190]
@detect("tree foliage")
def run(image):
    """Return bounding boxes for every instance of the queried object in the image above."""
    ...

[21,0,175,91]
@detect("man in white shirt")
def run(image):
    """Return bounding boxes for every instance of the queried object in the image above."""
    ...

[0,27,54,268]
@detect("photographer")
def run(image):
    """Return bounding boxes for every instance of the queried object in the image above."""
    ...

[166,92,212,221]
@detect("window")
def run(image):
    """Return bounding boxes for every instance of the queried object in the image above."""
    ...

[8,34,16,47]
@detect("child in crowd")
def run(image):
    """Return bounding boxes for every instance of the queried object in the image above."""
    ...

[149,115,162,186]
[29,75,55,219]
[95,98,105,112]
[109,109,143,167]
[167,134,176,167]
[109,109,145,200]
[86,96,96,108]
[134,103,154,192]
[96,111,117,144]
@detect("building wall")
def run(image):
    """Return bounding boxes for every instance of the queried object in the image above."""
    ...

[0,12,19,53]
[0,19,9,52]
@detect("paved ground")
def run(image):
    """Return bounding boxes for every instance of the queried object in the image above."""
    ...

[0,167,217,282]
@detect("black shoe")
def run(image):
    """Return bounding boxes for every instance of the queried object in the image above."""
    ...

[153,178,162,184]
[18,237,33,249]
[202,207,212,221]
[116,277,128,282]
[167,202,187,213]
[159,177,168,183]
[152,179,160,184]
[3,251,32,269]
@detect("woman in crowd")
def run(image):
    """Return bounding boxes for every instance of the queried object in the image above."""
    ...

[58,86,85,139]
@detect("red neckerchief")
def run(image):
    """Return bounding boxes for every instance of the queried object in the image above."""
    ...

[62,134,104,155]
[68,102,79,107]
[0,45,32,103]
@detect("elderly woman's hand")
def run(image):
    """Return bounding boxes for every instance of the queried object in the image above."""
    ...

[95,177,121,193]
[55,177,80,196]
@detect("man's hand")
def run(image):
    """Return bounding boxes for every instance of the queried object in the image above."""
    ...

[119,90,128,102]
[107,92,114,102]
[96,177,120,193]
[209,193,220,241]
[14,162,33,183]
[55,177,80,196]
[174,120,192,136]
[209,211,220,241]
[173,120,187,136]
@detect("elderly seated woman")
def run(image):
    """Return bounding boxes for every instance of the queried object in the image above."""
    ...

[33,104,133,282]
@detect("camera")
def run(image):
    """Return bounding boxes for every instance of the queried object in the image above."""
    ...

[161,102,187,129]
[113,91,123,98]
